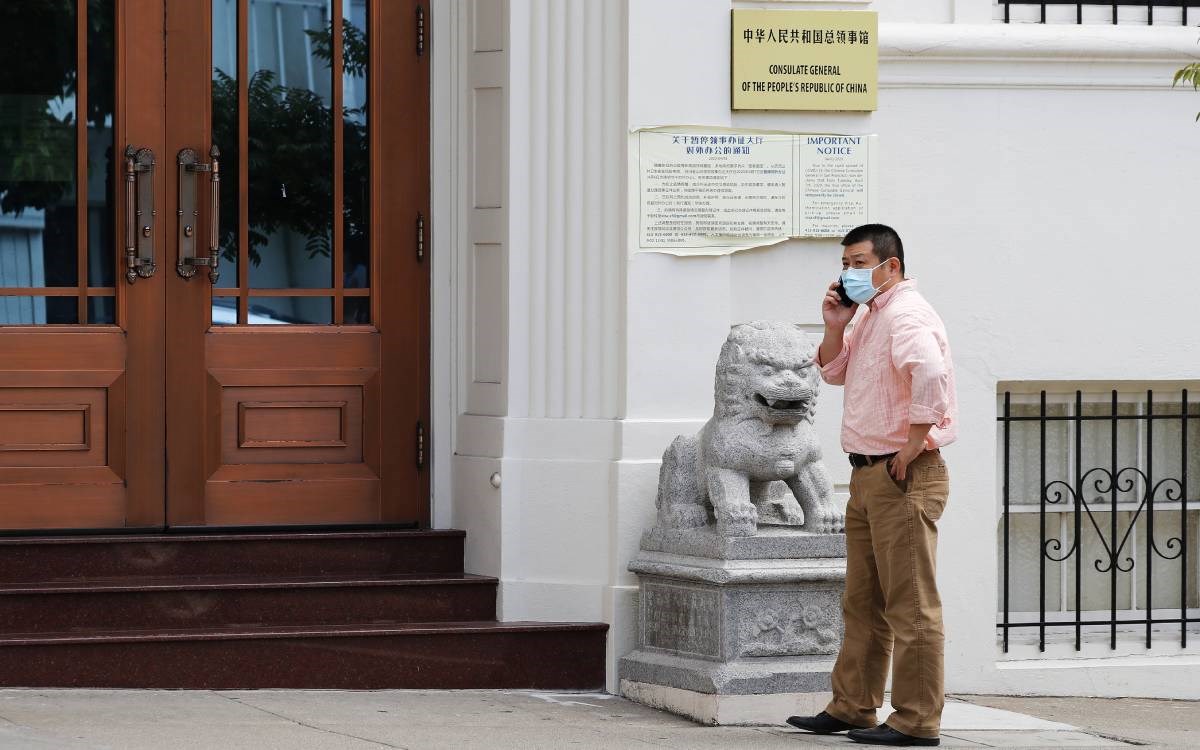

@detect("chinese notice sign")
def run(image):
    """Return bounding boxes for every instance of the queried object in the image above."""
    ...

[631,127,877,256]
[731,9,878,111]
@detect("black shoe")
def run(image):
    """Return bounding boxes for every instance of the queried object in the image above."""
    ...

[847,724,940,746]
[785,711,867,734]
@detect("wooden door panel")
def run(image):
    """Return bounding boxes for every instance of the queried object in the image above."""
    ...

[182,328,382,526]
[377,0,431,525]
[203,468,380,526]
[0,332,129,528]
[119,0,169,529]
[232,392,359,457]
[0,485,126,531]
[0,404,91,453]
[0,393,103,463]
[225,388,363,462]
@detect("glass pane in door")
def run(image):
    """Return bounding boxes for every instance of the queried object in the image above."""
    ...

[0,0,77,320]
[342,0,369,324]
[215,0,371,326]
[249,295,332,324]
[0,0,115,324]
[212,0,239,325]
[86,0,116,322]
[247,0,333,291]
[212,0,239,293]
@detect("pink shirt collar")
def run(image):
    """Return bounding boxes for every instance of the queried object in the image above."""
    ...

[868,278,916,311]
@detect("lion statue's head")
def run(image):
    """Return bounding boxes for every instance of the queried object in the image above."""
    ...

[714,321,820,426]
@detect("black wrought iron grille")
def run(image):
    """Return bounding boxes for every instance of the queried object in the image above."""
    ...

[997,390,1198,653]
[1001,1,1200,24]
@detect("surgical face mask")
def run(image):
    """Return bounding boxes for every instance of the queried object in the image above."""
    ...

[840,260,893,305]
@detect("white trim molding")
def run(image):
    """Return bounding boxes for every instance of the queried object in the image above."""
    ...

[880,22,1200,89]
[429,0,461,529]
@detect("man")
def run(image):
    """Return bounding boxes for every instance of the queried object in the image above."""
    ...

[786,224,956,747]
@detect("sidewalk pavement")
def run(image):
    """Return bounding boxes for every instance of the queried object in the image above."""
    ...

[0,689,1189,749]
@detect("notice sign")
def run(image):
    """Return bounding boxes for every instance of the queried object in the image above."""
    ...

[731,9,878,111]
[631,126,877,256]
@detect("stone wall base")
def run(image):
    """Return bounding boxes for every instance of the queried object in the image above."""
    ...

[620,678,834,726]
[619,649,836,694]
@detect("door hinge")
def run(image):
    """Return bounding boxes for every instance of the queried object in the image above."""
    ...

[416,211,425,263]
[416,421,426,470]
[416,4,425,57]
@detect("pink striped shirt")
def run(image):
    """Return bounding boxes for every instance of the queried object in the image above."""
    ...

[815,279,957,456]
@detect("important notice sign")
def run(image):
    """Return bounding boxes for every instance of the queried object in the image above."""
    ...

[731,9,878,111]
[632,127,877,256]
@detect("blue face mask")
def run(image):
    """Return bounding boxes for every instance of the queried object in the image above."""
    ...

[840,260,894,305]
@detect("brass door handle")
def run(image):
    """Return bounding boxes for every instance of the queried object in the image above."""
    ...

[176,145,221,284]
[124,146,156,283]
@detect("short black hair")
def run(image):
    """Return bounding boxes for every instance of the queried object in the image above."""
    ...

[841,224,904,275]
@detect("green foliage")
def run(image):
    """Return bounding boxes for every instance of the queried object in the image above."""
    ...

[0,0,105,215]
[210,19,369,266]
[213,67,336,265]
[1175,63,1200,122]
[307,22,369,78]
[0,99,75,214]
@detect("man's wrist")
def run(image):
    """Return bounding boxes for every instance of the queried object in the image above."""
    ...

[904,424,934,454]
[820,329,846,351]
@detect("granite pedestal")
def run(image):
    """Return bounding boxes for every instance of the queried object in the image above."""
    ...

[620,526,847,726]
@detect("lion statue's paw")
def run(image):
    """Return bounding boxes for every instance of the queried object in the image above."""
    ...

[662,503,709,529]
[716,502,759,537]
[831,506,846,533]
[803,502,846,534]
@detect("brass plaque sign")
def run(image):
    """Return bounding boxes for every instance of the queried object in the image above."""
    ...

[731,9,878,112]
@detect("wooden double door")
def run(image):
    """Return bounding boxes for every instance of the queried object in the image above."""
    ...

[0,0,429,530]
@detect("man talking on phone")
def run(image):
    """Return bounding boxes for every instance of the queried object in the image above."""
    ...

[786,224,956,747]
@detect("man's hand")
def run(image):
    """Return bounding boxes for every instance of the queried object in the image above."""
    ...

[889,423,935,481]
[888,443,923,482]
[822,280,857,330]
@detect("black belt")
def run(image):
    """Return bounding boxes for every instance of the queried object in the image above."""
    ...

[848,452,896,468]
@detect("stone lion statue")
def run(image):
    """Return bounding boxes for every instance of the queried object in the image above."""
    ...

[655,321,843,537]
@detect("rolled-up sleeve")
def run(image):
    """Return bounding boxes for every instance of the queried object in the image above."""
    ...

[890,313,952,427]
[815,326,854,386]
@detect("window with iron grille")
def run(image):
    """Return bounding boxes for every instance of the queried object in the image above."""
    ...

[997,388,1200,653]
[998,2,1200,25]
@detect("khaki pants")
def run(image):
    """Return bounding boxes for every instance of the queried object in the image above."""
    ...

[825,449,950,739]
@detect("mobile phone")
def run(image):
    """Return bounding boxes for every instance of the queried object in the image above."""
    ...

[834,281,854,308]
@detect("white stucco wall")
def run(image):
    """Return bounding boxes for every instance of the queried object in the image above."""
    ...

[434,0,1200,698]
